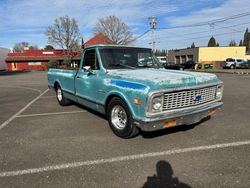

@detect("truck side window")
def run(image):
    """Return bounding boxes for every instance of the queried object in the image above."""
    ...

[83,49,99,70]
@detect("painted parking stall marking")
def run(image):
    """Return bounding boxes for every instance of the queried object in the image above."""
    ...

[0,89,49,131]
[0,140,249,178]
[16,110,87,118]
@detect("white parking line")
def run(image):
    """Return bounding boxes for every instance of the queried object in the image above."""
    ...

[0,140,249,177]
[0,89,49,131]
[16,111,87,118]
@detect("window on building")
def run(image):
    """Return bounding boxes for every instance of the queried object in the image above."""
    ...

[28,62,41,65]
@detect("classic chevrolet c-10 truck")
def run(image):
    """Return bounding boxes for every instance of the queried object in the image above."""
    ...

[48,45,223,138]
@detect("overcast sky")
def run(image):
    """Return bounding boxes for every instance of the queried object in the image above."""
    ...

[0,0,250,50]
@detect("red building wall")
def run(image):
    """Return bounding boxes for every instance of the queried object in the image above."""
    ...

[6,50,73,71]
[6,62,47,71]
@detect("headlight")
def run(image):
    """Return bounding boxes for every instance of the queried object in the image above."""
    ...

[216,85,223,100]
[152,96,164,112]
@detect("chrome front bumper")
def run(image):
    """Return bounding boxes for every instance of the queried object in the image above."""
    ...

[134,101,223,132]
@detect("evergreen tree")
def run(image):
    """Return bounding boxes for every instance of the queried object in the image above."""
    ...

[243,28,250,51]
[216,42,220,47]
[208,36,216,47]
[191,42,195,48]
[44,45,54,50]
[229,40,237,46]
[239,40,243,46]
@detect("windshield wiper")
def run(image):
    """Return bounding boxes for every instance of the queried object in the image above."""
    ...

[114,63,136,69]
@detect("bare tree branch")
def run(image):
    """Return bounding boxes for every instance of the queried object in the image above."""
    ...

[93,15,133,45]
[45,15,81,66]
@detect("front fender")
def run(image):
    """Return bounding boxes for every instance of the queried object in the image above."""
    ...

[105,90,147,120]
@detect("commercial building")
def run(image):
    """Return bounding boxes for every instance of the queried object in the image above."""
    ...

[168,46,250,68]
[5,34,111,71]
[5,50,80,71]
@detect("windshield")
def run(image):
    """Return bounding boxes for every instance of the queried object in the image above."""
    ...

[99,48,162,69]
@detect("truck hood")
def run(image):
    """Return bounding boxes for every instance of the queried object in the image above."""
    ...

[107,68,220,91]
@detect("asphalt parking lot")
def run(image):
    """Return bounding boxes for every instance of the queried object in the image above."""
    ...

[0,71,250,188]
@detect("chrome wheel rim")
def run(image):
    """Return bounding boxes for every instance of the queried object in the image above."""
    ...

[111,105,127,130]
[57,88,63,101]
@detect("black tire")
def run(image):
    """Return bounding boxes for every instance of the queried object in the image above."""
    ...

[107,97,139,138]
[55,85,70,106]
[230,65,235,69]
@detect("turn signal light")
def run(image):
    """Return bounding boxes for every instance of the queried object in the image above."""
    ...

[164,120,177,127]
[134,99,142,105]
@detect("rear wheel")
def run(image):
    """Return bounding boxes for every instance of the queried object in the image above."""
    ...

[107,97,139,138]
[56,85,70,106]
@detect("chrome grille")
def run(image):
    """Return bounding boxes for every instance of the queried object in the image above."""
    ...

[163,86,217,110]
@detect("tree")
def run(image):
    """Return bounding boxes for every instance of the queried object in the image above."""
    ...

[44,45,54,50]
[216,42,220,47]
[243,28,250,52]
[229,40,237,46]
[13,42,29,52]
[29,45,39,50]
[93,15,133,45]
[191,42,195,48]
[45,15,81,66]
[208,36,217,47]
[239,40,243,46]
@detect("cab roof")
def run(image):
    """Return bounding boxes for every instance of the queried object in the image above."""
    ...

[84,44,151,50]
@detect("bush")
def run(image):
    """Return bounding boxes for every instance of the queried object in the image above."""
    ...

[46,59,59,69]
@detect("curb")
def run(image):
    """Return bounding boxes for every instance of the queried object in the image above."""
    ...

[195,70,250,75]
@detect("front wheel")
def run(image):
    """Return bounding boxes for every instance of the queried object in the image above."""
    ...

[107,97,139,138]
[56,85,70,106]
[230,65,235,69]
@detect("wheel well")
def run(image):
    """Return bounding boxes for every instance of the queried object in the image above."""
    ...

[54,82,59,91]
[105,94,124,113]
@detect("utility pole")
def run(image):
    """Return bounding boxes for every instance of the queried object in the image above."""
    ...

[149,16,157,53]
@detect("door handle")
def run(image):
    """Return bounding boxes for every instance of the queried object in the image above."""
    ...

[76,75,81,78]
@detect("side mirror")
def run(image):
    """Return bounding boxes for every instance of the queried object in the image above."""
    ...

[83,66,93,74]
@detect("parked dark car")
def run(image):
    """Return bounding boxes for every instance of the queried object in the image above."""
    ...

[181,60,197,69]
[238,60,250,69]
[163,63,184,70]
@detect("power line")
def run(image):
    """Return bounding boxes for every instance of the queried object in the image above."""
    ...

[138,21,250,42]
[157,12,250,30]
[158,30,245,44]
[135,16,250,43]
[131,30,150,42]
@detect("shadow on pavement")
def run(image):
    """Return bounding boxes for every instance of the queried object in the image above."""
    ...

[0,70,31,76]
[141,116,211,139]
[63,100,211,139]
[142,160,191,188]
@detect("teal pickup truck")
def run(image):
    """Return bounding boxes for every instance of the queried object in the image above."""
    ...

[48,45,223,138]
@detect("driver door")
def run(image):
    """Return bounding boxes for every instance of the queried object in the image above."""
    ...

[75,48,100,110]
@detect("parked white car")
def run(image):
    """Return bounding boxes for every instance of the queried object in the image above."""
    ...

[156,56,167,64]
[223,58,248,69]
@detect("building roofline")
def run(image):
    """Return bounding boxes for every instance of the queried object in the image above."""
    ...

[169,46,246,51]
[5,56,80,62]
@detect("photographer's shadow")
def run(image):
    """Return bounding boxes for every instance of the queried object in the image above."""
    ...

[142,160,191,188]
